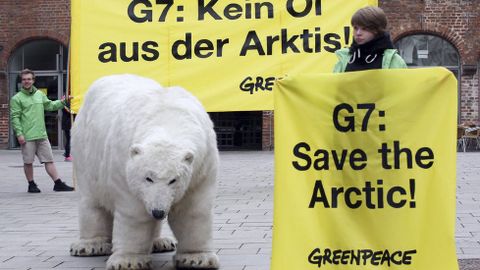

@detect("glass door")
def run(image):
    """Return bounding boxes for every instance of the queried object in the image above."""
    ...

[34,75,61,147]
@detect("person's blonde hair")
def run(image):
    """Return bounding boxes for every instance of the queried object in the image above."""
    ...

[351,6,388,36]
[20,69,35,79]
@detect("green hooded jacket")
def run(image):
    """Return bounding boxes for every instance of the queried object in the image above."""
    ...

[333,48,407,73]
[10,86,66,141]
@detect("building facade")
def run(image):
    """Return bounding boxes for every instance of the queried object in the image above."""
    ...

[0,0,478,150]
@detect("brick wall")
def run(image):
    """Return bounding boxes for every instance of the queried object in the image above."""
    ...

[461,72,479,123]
[0,0,70,148]
[0,75,7,147]
[262,111,274,151]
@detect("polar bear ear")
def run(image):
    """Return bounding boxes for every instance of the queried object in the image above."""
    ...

[183,152,194,165]
[130,144,143,157]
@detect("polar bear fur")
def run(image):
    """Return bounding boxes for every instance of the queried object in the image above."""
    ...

[70,74,219,270]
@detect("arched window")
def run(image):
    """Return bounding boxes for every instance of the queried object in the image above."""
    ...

[8,39,68,148]
[395,34,460,74]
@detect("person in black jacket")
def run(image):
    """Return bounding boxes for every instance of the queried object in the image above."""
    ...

[333,6,407,72]
[62,102,74,161]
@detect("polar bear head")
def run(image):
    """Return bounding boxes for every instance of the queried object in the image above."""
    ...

[125,139,195,220]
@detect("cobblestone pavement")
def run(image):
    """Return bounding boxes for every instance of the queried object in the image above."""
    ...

[0,150,478,269]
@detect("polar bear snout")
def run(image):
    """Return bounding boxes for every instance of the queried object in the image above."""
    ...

[151,209,166,220]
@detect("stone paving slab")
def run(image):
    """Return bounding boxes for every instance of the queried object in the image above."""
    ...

[0,150,479,269]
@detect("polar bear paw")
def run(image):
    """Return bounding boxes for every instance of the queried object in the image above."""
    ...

[174,252,219,269]
[152,237,176,253]
[70,237,112,256]
[106,253,152,270]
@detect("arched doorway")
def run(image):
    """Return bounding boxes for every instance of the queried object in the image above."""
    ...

[8,39,68,149]
[395,34,461,119]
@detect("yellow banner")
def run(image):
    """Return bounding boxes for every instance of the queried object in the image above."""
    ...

[272,68,458,270]
[71,0,377,112]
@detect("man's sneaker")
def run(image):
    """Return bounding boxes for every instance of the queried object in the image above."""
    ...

[53,179,75,192]
[64,156,73,162]
[28,181,41,193]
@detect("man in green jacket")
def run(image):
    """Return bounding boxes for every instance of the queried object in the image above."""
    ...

[10,69,74,193]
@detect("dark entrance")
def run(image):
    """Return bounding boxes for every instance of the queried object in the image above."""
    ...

[209,112,263,150]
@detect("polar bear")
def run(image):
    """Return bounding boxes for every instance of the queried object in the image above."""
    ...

[70,74,219,270]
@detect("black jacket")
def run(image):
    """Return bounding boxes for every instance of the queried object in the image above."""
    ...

[345,33,396,72]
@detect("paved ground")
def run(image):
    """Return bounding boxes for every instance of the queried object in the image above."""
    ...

[0,150,479,270]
